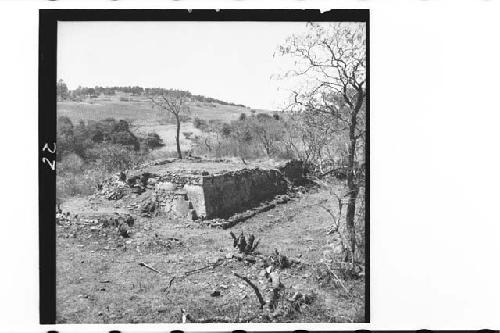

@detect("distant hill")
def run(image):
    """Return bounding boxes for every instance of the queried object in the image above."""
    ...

[61,84,249,109]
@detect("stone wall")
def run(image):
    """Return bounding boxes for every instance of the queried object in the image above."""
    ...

[201,168,288,219]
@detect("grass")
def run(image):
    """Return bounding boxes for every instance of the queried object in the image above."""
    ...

[56,186,365,323]
[58,95,257,126]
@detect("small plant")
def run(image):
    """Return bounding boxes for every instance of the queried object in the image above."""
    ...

[270,248,290,269]
[229,231,260,254]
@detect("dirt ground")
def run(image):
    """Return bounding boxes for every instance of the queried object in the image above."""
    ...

[56,185,366,323]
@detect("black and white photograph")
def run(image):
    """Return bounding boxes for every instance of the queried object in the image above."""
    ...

[2,1,500,332]
[51,11,368,324]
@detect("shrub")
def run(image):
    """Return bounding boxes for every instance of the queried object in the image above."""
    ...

[145,132,164,149]
[58,153,85,174]
[256,112,273,121]
[57,116,76,160]
[182,131,193,140]
[109,130,140,150]
[87,144,138,173]
[221,123,232,137]
[57,117,142,161]
[193,117,208,130]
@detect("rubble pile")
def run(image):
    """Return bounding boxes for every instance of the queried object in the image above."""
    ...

[57,212,136,241]
[56,211,73,225]
[97,174,130,200]
[141,235,183,254]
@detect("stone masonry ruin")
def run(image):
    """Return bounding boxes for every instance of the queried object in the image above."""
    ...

[101,159,307,222]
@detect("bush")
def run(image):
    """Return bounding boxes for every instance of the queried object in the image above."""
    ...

[145,132,164,149]
[58,153,85,174]
[109,130,140,150]
[57,116,76,161]
[221,123,232,137]
[182,131,193,140]
[191,112,294,161]
[87,144,139,173]
[57,117,141,161]
[193,117,208,130]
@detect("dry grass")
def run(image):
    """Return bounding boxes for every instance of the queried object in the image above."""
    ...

[56,187,365,324]
[56,97,365,323]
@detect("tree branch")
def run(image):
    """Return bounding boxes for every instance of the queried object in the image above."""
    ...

[233,272,266,309]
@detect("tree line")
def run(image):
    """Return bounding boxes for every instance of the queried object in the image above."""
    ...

[56,80,247,108]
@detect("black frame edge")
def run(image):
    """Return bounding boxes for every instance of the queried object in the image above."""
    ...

[39,10,57,324]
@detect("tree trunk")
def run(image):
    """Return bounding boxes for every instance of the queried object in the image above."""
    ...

[345,123,358,266]
[175,115,182,159]
[345,91,363,266]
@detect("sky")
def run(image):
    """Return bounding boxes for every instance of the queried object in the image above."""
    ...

[58,21,313,110]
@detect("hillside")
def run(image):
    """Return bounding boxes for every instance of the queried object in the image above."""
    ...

[57,92,275,156]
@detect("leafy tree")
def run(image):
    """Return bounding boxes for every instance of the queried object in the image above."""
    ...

[57,79,69,101]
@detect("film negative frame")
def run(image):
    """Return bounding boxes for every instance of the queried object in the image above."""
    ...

[39,9,370,325]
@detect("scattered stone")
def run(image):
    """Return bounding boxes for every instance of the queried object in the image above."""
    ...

[269,272,281,288]
[118,222,131,238]
[208,257,219,264]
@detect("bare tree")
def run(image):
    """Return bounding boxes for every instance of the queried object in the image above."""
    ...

[278,22,366,266]
[149,90,190,159]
